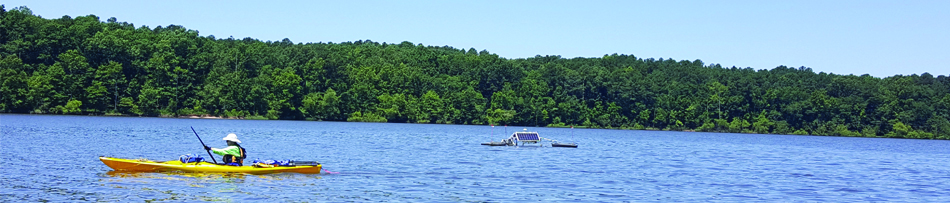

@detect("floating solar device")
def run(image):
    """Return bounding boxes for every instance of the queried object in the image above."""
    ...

[501,129,542,146]
[484,127,577,148]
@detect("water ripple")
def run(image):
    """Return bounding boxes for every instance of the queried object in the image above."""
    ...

[4,114,950,201]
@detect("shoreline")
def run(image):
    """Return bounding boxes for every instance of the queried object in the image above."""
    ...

[3,112,234,119]
[0,113,917,140]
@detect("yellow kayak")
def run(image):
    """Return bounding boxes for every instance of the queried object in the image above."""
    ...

[99,157,321,174]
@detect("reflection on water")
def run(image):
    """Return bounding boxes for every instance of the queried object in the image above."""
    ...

[97,170,323,201]
[101,170,323,184]
[103,171,251,180]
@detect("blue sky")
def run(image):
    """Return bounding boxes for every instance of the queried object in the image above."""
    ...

[4,0,948,78]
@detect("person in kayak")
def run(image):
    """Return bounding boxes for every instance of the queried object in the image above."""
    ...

[204,133,246,166]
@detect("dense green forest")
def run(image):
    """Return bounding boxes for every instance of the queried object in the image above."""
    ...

[2,6,949,139]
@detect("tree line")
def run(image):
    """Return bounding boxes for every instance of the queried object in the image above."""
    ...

[2,6,948,139]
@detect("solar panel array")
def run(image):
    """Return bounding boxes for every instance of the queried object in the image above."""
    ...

[515,132,540,141]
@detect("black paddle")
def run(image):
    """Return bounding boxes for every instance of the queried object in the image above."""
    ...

[191,126,218,164]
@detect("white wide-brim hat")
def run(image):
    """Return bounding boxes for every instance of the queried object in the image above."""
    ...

[222,133,241,143]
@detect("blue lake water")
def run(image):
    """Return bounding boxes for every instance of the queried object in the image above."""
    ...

[2,114,950,202]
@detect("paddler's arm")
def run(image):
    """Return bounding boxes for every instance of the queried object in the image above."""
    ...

[209,146,241,157]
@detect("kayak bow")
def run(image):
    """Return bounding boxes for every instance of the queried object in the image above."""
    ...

[99,157,321,174]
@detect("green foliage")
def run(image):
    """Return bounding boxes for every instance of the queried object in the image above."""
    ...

[347,111,387,123]
[752,112,773,134]
[886,120,935,139]
[547,116,566,127]
[728,118,751,133]
[118,97,138,115]
[419,90,444,123]
[487,108,516,125]
[581,118,595,128]
[245,115,269,120]
[833,124,861,137]
[861,126,879,137]
[59,99,82,114]
[927,116,950,139]
[792,129,809,135]
[0,56,29,112]
[772,121,793,134]
[224,109,250,118]
[301,88,340,121]
[1,6,948,139]
[696,121,715,132]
